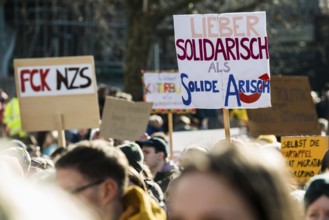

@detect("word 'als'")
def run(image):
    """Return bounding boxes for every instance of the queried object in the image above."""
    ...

[20,67,92,93]
[181,73,219,105]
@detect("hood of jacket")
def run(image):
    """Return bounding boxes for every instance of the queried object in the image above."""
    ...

[120,186,166,220]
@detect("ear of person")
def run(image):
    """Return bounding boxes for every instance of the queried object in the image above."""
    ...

[100,179,118,205]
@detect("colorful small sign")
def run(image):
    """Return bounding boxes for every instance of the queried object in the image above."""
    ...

[143,71,195,113]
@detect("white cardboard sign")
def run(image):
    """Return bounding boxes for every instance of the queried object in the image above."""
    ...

[143,72,187,109]
[174,12,271,109]
[17,64,94,97]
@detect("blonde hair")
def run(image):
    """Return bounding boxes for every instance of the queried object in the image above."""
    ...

[178,140,299,220]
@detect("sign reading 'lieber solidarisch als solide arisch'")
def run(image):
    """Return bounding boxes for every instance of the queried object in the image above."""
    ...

[173,12,271,109]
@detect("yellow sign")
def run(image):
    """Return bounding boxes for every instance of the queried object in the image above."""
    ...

[281,136,328,185]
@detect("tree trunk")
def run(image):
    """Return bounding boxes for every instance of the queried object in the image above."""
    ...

[124,6,155,101]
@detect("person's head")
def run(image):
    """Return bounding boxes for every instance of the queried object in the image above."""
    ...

[178,146,208,171]
[177,115,190,126]
[148,115,163,129]
[150,132,168,143]
[318,118,328,135]
[55,140,129,218]
[304,174,329,219]
[137,137,169,171]
[118,142,144,174]
[168,141,298,220]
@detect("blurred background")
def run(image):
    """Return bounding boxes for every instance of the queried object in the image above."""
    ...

[0,0,329,100]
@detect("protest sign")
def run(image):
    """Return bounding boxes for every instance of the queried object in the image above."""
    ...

[172,128,240,152]
[281,136,328,185]
[14,56,99,139]
[143,71,195,113]
[247,76,320,136]
[173,12,270,109]
[143,71,185,109]
[100,97,153,141]
[143,71,196,158]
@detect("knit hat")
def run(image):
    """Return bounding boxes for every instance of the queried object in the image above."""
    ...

[118,142,144,173]
[304,174,329,209]
[137,137,169,158]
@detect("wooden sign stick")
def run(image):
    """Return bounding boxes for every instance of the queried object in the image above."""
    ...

[56,114,66,148]
[223,109,231,144]
[168,112,174,160]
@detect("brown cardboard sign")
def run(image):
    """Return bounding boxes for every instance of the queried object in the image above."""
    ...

[14,56,100,132]
[100,97,153,141]
[247,76,320,137]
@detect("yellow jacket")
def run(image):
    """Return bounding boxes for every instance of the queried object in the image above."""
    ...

[3,98,26,137]
[230,109,248,123]
[120,186,166,220]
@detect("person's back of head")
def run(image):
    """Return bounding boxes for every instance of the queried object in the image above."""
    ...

[118,142,144,174]
[168,140,299,220]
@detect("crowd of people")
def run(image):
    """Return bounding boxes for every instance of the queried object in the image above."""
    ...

[1,84,329,220]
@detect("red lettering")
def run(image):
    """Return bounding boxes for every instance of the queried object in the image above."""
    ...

[164,83,170,93]
[40,69,51,91]
[250,38,259,59]
[30,69,40,91]
[258,37,268,59]
[225,38,236,60]
[20,69,30,93]
[185,39,194,60]
[176,39,186,60]
[214,38,227,61]
[203,39,214,61]
[19,68,50,93]
[240,37,251,60]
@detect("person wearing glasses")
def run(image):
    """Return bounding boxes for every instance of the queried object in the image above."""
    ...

[55,140,166,220]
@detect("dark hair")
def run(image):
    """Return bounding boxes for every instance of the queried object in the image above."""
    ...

[176,141,298,220]
[128,166,147,191]
[304,174,329,210]
[320,150,329,173]
[55,140,129,198]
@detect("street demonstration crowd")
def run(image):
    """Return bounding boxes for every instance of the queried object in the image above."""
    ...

[1,85,329,220]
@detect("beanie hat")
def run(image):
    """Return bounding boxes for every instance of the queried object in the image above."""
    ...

[304,174,329,209]
[118,142,144,173]
[137,137,169,158]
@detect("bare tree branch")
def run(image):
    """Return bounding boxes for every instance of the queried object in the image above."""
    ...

[224,0,267,13]
[153,0,201,24]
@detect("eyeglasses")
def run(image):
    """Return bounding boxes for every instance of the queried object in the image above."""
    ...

[71,179,105,194]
